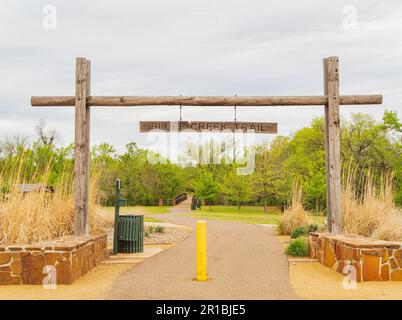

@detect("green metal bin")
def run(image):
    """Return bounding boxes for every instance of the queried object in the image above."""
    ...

[117,215,144,253]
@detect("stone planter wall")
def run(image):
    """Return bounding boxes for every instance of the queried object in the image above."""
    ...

[0,234,108,285]
[309,232,402,282]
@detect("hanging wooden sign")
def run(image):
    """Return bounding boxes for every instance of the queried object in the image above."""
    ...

[139,121,277,133]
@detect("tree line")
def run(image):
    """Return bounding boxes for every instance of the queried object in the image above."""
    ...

[0,111,400,212]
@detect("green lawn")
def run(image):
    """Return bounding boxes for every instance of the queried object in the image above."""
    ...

[98,205,170,223]
[183,205,325,225]
[143,216,165,223]
[99,204,326,225]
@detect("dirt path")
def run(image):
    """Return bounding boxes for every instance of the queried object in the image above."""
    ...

[106,200,298,299]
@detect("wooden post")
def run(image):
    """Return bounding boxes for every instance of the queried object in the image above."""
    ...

[323,57,342,234]
[74,58,91,236]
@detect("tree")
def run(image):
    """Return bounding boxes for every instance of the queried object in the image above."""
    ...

[381,110,402,205]
[254,144,270,213]
[266,136,292,206]
[35,119,57,146]
[221,165,253,209]
[192,170,220,210]
[341,113,400,201]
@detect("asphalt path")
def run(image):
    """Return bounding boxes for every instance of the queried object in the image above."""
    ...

[106,201,298,299]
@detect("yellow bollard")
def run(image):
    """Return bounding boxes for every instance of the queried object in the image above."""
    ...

[196,220,208,281]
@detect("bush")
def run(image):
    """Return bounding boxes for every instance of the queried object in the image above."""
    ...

[144,225,155,237]
[291,226,307,239]
[0,156,110,244]
[293,223,318,237]
[278,206,310,235]
[342,168,402,241]
[278,179,310,235]
[144,224,165,237]
[290,224,318,239]
[307,223,318,233]
[155,225,165,233]
[285,237,309,257]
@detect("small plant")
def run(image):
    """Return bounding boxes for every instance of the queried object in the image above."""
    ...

[307,224,318,233]
[144,224,165,237]
[144,225,155,237]
[285,237,309,257]
[290,224,318,239]
[154,225,165,233]
[144,228,151,238]
[291,226,307,239]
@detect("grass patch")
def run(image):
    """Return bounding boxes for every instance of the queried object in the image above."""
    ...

[183,205,325,225]
[142,206,170,214]
[97,206,169,224]
[99,206,170,215]
[285,237,309,257]
[144,216,165,223]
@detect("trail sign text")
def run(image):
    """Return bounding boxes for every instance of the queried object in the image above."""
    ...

[139,121,278,133]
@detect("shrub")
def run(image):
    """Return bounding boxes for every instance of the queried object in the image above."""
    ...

[279,206,310,235]
[342,166,402,241]
[144,224,165,237]
[307,223,318,233]
[371,211,402,242]
[144,228,151,238]
[291,224,318,239]
[0,157,110,244]
[278,179,310,235]
[146,225,156,233]
[285,237,309,257]
[291,226,307,239]
[154,225,165,233]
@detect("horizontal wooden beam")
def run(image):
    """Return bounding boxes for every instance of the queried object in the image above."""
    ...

[31,94,383,107]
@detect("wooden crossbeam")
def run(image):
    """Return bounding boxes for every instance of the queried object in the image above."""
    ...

[31,94,382,107]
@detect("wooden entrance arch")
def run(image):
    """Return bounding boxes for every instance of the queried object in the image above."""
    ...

[31,56,383,236]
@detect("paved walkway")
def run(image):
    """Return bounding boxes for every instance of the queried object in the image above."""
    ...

[106,200,298,299]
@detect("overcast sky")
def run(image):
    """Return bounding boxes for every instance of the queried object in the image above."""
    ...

[0,0,401,153]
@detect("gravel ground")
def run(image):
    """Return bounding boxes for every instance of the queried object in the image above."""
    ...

[144,223,192,245]
[107,222,191,247]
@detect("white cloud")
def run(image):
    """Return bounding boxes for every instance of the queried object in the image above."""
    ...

[0,0,401,151]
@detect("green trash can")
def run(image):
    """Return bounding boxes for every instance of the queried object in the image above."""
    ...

[118,215,144,253]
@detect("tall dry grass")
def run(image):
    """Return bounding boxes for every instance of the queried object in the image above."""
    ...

[342,165,402,241]
[0,157,111,245]
[279,179,310,235]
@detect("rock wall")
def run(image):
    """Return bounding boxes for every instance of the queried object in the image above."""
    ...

[0,234,108,285]
[309,232,402,282]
